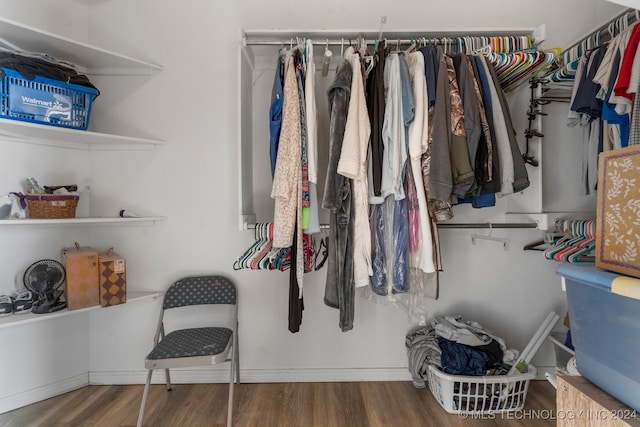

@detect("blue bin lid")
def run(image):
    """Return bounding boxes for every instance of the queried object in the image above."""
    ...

[556,264,615,292]
[557,265,640,301]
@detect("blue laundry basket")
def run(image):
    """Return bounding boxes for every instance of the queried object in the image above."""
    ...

[0,67,98,130]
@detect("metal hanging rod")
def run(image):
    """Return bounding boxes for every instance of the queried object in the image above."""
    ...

[437,222,537,229]
[560,7,638,59]
[243,36,532,48]
[242,27,543,47]
[245,38,416,47]
[243,38,514,46]
[245,222,538,230]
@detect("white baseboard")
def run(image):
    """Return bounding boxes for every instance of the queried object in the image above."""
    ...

[0,374,88,414]
[90,367,413,385]
[535,366,557,381]
[89,365,557,385]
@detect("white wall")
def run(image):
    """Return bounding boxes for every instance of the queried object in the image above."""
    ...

[0,0,629,412]
[0,0,94,413]
[0,0,89,40]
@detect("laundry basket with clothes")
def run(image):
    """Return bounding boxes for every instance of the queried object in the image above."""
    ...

[406,315,535,415]
[406,315,519,388]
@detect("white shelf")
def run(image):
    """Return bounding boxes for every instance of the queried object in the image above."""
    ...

[0,118,165,150]
[0,291,161,329]
[0,16,162,75]
[0,16,166,148]
[0,216,167,226]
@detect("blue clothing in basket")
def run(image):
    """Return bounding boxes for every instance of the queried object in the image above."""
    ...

[438,337,490,376]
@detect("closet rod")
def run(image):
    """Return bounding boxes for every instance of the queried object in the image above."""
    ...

[437,222,537,229]
[560,7,637,57]
[245,222,537,230]
[245,38,474,47]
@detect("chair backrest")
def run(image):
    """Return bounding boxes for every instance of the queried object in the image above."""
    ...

[163,275,237,310]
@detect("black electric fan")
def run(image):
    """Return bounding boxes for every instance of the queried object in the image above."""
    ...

[23,259,66,314]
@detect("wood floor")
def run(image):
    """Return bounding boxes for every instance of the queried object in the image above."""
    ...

[0,380,557,426]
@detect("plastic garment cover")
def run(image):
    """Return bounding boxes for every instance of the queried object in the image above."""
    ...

[362,167,434,325]
[392,195,409,293]
[405,161,420,252]
[369,203,387,295]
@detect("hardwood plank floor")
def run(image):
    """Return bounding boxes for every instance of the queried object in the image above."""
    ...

[0,380,557,426]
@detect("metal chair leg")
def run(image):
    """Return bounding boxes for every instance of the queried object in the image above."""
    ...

[137,369,153,427]
[234,331,240,384]
[228,351,234,427]
[165,368,172,391]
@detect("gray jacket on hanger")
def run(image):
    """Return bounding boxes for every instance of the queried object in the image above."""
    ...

[322,58,355,332]
[484,58,530,193]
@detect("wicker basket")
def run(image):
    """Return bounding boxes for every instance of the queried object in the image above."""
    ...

[24,193,79,219]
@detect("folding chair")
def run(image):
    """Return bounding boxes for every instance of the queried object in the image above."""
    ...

[137,275,239,426]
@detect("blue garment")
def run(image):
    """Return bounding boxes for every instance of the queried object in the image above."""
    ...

[369,203,388,295]
[269,55,284,178]
[602,49,630,148]
[392,195,409,293]
[457,193,496,208]
[571,45,607,121]
[391,56,415,294]
[419,45,439,109]
[399,55,415,150]
[473,55,493,113]
[438,338,490,376]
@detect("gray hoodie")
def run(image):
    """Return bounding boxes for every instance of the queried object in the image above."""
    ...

[322,59,355,332]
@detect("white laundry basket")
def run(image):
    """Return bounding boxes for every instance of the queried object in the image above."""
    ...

[427,364,537,415]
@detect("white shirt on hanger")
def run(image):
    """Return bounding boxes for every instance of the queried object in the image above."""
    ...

[338,46,372,287]
[377,53,406,203]
[305,39,321,234]
[407,51,436,274]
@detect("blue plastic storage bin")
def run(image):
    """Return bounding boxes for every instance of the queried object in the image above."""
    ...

[557,264,640,412]
[0,67,98,130]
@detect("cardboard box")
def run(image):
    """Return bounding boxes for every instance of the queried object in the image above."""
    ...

[596,146,640,278]
[98,250,126,307]
[61,246,99,310]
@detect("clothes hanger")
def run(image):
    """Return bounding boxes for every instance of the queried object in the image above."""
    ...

[523,232,563,251]
[545,220,591,261]
[243,223,267,269]
[543,220,575,260]
[258,226,276,270]
[555,221,595,262]
[274,246,291,271]
[233,223,263,270]
[362,55,375,78]
[302,233,315,273]
[498,52,533,82]
[566,221,596,263]
[249,223,275,270]
[322,39,332,77]
[314,231,329,270]
[470,223,509,250]
[405,39,417,54]
[566,222,596,264]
